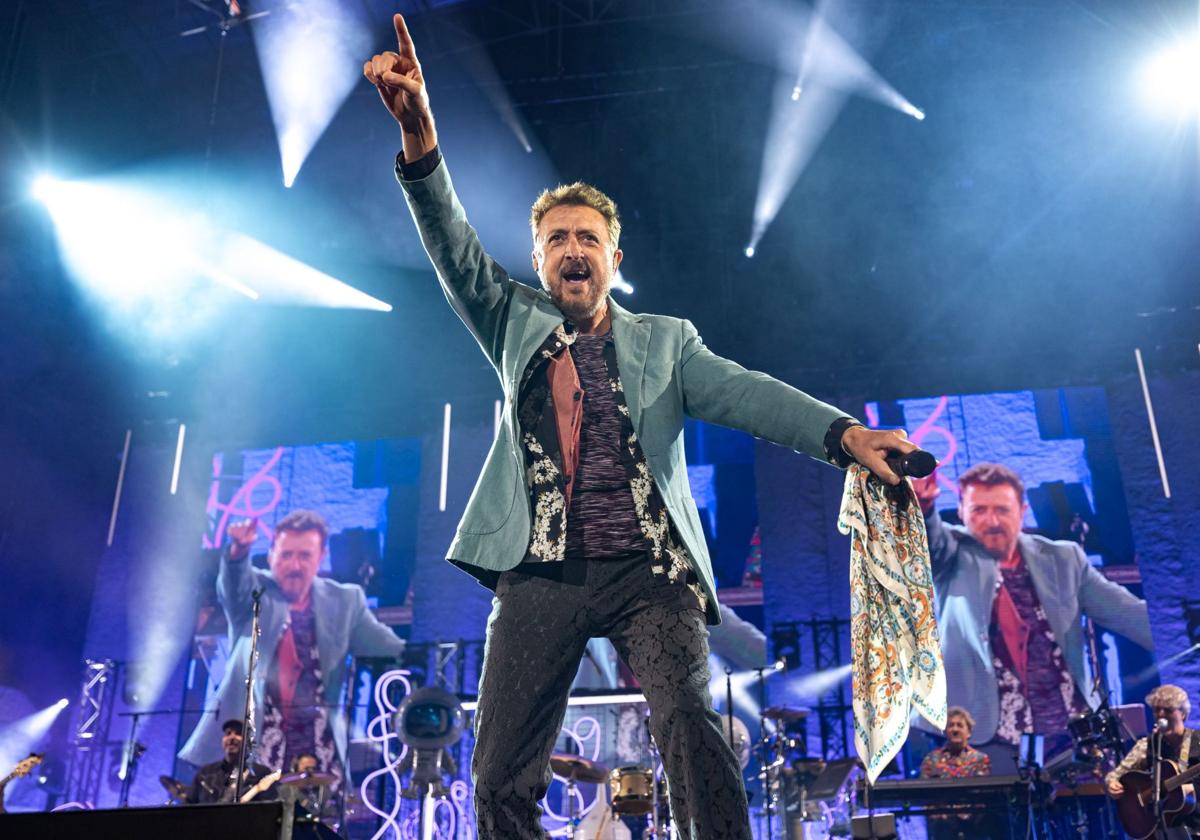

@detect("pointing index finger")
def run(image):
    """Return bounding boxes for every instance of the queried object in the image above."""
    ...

[394,13,417,60]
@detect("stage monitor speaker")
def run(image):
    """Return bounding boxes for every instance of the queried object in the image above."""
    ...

[0,801,338,840]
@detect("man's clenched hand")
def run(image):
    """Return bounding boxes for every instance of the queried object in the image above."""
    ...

[841,425,920,486]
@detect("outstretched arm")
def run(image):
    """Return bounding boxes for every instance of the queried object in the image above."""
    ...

[1077,548,1154,650]
[348,586,406,658]
[678,319,914,483]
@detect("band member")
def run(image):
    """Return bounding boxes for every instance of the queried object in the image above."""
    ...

[292,753,320,775]
[364,14,914,838]
[1107,685,1199,782]
[179,510,406,793]
[186,719,277,804]
[919,708,992,840]
[920,707,991,779]
[289,752,333,818]
[912,463,1152,749]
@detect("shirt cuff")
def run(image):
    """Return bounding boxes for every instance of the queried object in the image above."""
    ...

[823,416,865,468]
[395,146,442,182]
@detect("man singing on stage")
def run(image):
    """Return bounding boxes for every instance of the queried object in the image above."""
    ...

[179,510,406,794]
[365,14,914,838]
[912,463,1152,755]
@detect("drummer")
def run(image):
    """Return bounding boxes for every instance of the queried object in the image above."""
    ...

[286,751,332,817]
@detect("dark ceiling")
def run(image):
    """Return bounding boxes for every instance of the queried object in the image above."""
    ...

[2,0,1198,453]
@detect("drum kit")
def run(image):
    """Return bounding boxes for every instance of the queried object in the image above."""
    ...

[755,705,813,835]
[547,705,810,839]
[549,752,672,839]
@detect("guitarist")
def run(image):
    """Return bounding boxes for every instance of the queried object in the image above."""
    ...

[186,719,278,805]
[1106,684,1200,838]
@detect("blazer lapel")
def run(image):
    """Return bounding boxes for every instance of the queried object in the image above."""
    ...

[610,299,650,432]
[509,291,569,392]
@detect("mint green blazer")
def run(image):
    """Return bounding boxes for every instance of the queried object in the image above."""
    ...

[400,160,849,623]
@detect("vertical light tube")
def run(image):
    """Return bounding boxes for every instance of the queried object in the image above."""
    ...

[170,423,187,495]
[107,429,133,547]
[440,403,452,512]
[1134,348,1171,499]
[494,399,502,438]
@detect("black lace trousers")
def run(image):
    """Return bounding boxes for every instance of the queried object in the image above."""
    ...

[470,554,751,839]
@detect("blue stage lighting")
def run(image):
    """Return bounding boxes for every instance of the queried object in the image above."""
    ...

[744,245,756,259]
[0,701,70,775]
[32,173,391,343]
[1140,35,1200,115]
[251,0,373,187]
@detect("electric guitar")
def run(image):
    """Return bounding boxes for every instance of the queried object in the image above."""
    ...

[1116,757,1200,840]
[0,754,45,812]
[239,769,283,803]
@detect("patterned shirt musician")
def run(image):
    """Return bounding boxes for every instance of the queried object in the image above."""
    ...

[919,745,991,779]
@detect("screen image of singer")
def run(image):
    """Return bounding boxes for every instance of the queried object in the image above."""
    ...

[864,386,1158,771]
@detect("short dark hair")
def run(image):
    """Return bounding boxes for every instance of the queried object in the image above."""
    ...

[272,510,329,550]
[221,719,244,735]
[291,753,319,772]
[958,462,1025,500]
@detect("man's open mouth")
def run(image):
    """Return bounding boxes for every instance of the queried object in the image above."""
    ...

[562,269,590,284]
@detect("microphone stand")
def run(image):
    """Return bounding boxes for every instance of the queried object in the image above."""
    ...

[235,588,264,804]
[117,712,146,808]
[754,665,772,840]
[725,667,736,756]
[1151,723,1165,838]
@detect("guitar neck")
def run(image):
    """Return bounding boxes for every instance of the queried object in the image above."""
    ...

[1165,760,1200,794]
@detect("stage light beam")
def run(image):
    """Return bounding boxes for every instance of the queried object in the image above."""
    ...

[250,0,373,187]
[0,700,70,778]
[743,0,926,255]
[1139,34,1200,115]
[32,174,391,338]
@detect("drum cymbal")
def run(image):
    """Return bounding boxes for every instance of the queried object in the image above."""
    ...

[762,705,811,721]
[549,753,609,784]
[278,770,338,788]
[160,775,188,801]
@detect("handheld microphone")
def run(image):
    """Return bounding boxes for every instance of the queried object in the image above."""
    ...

[1155,718,1169,732]
[884,448,938,479]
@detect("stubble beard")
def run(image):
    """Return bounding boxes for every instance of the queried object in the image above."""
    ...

[549,277,609,324]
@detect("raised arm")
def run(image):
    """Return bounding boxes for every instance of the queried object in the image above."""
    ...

[366,14,512,365]
[364,14,437,166]
[217,519,261,632]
